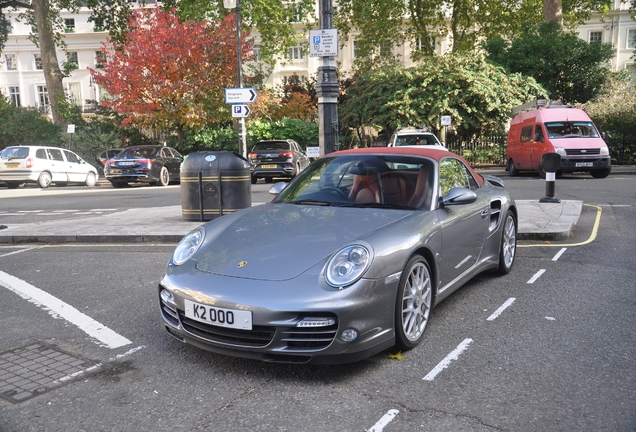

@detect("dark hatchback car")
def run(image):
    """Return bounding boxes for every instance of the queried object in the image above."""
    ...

[104,145,183,188]
[248,139,310,184]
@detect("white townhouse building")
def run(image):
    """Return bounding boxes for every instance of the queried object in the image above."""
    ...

[1,1,634,116]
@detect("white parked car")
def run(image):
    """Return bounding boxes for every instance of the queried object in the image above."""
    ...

[387,128,446,149]
[0,145,99,189]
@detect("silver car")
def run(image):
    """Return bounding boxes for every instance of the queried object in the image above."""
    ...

[159,147,517,364]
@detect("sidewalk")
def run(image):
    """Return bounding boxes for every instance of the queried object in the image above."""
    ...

[0,200,582,244]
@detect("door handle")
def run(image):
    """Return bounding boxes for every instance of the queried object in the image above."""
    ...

[481,209,489,218]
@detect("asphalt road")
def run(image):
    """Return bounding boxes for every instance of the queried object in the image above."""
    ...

[0,170,635,431]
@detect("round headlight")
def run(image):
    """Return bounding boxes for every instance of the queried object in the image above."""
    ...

[325,245,372,288]
[172,228,205,265]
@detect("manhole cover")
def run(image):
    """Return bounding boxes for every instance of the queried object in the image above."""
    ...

[0,343,102,403]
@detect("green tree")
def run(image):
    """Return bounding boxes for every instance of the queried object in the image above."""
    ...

[0,93,62,148]
[334,0,614,71]
[485,20,614,104]
[340,54,547,140]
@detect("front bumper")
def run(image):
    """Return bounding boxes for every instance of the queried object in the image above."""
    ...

[251,163,295,178]
[158,270,397,364]
[559,156,611,172]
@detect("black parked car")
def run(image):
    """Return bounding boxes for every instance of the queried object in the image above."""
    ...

[248,139,310,184]
[104,145,183,188]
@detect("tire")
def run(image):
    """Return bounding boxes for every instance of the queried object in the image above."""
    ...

[395,255,433,351]
[85,172,97,187]
[110,180,127,188]
[5,182,19,189]
[37,172,52,188]
[591,167,611,178]
[496,210,517,275]
[158,167,170,186]
[538,164,546,179]
[507,159,519,177]
[265,177,273,184]
[251,176,258,185]
[291,163,301,178]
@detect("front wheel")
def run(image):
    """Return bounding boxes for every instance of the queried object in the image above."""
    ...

[395,255,433,351]
[38,172,52,188]
[591,167,611,178]
[158,167,170,186]
[496,210,517,275]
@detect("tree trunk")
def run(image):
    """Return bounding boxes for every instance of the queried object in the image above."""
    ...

[32,0,66,126]
[543,0,563,27]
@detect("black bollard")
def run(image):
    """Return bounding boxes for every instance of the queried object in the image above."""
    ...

[539,152,561,203]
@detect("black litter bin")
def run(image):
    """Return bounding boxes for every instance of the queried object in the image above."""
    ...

[181,151,252,221]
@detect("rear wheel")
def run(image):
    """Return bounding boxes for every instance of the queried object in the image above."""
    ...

[538,164,546,179]
[110,180,127,188]
[5,182,19,189]
[496,210,517,275]
[395,255,433,350]
[251,176,258,185]
[37,172,52,188]
[159,167,170,186]
[265,177,273,184]
[85,172,97,187]
[507,159,519,177]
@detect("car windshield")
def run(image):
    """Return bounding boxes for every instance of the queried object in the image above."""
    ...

[1,147,29,159]
[252,142,289,151]
[545,121,599,139]
[275,154,434,209]
[395,135,439,146]
[120,147,158,157]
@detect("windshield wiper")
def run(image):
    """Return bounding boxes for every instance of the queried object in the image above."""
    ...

[286,199,333,206]
[339,202,417,210]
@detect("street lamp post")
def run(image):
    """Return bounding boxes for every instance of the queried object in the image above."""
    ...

[316,0,339,156]
[225,0,248,158]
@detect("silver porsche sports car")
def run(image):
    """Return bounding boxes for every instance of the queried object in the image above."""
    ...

[159,147,517,364]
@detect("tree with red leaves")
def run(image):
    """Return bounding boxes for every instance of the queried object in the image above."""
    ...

[90,8,252,141]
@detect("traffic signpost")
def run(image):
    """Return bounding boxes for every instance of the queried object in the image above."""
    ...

[231,104,251,118]
[225,88,258,104]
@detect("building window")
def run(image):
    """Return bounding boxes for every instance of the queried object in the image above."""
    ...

[37,85,50,114]
[67,82,81,107]
[252,46,261,62]
[626,63,636,78]
[628,29,636,49]
[65,51,79,70]
[64,18,75,33]
[589,31,602,43]
[4,18,11,34]
[353,40,358,58]
[288,46,304,61]
[95,50,106,68]
[4,53,17,71]
[8,86,20,107]
[379,41,392,56]
[34,53,43,70]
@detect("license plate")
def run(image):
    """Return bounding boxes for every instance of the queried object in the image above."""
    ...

[575,162,593,167]
[118,162,135,166]
[184,299,252,330]
[261,164,277,169]
[5,163,19,168]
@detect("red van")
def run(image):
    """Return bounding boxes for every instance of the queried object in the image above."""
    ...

[506,101,611,178]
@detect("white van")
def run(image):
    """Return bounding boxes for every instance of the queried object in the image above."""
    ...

[0,145,99,188]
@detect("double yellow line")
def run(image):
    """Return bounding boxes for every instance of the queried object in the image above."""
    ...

[518,204,602,248]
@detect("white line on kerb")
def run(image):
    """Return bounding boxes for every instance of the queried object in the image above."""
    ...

[527,269,546,284]
[0,270,132,349]
[487,298,516,321]
[367,409,399,432]
[552,248,567,261]
[423,338,473,381]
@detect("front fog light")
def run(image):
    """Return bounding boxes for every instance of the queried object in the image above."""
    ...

[297,318,336,328]
[160,289,174,304]
[340,329,358,342]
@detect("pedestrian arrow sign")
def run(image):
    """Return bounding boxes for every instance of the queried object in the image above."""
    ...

[225,88,258,104]
[231,104,251,118]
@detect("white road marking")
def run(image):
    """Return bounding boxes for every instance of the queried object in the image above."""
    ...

[367,409,399,432]
[552,248,567,261]
[109,345,146,362]
[527,269,546,284]
[0,270,132,349]
[423,338,473,381]
[0,247,40,257]
[487,298,516,321]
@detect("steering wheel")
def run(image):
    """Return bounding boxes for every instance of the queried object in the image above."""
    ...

[321,187,348,200]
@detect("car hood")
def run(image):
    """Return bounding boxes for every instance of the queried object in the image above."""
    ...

[194,203,411,281]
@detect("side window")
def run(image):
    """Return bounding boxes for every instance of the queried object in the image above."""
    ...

[161,148,171,158]
[170,148,183,159]
[520,126,533,142]
[439,158,477,196]
[534,125,545,142]
[35,149,48,159]
[64,150,80,163]
[48,149,65,161]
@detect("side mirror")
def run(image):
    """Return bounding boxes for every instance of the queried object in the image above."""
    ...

[440,187,478,206]
[269,182,287,195]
